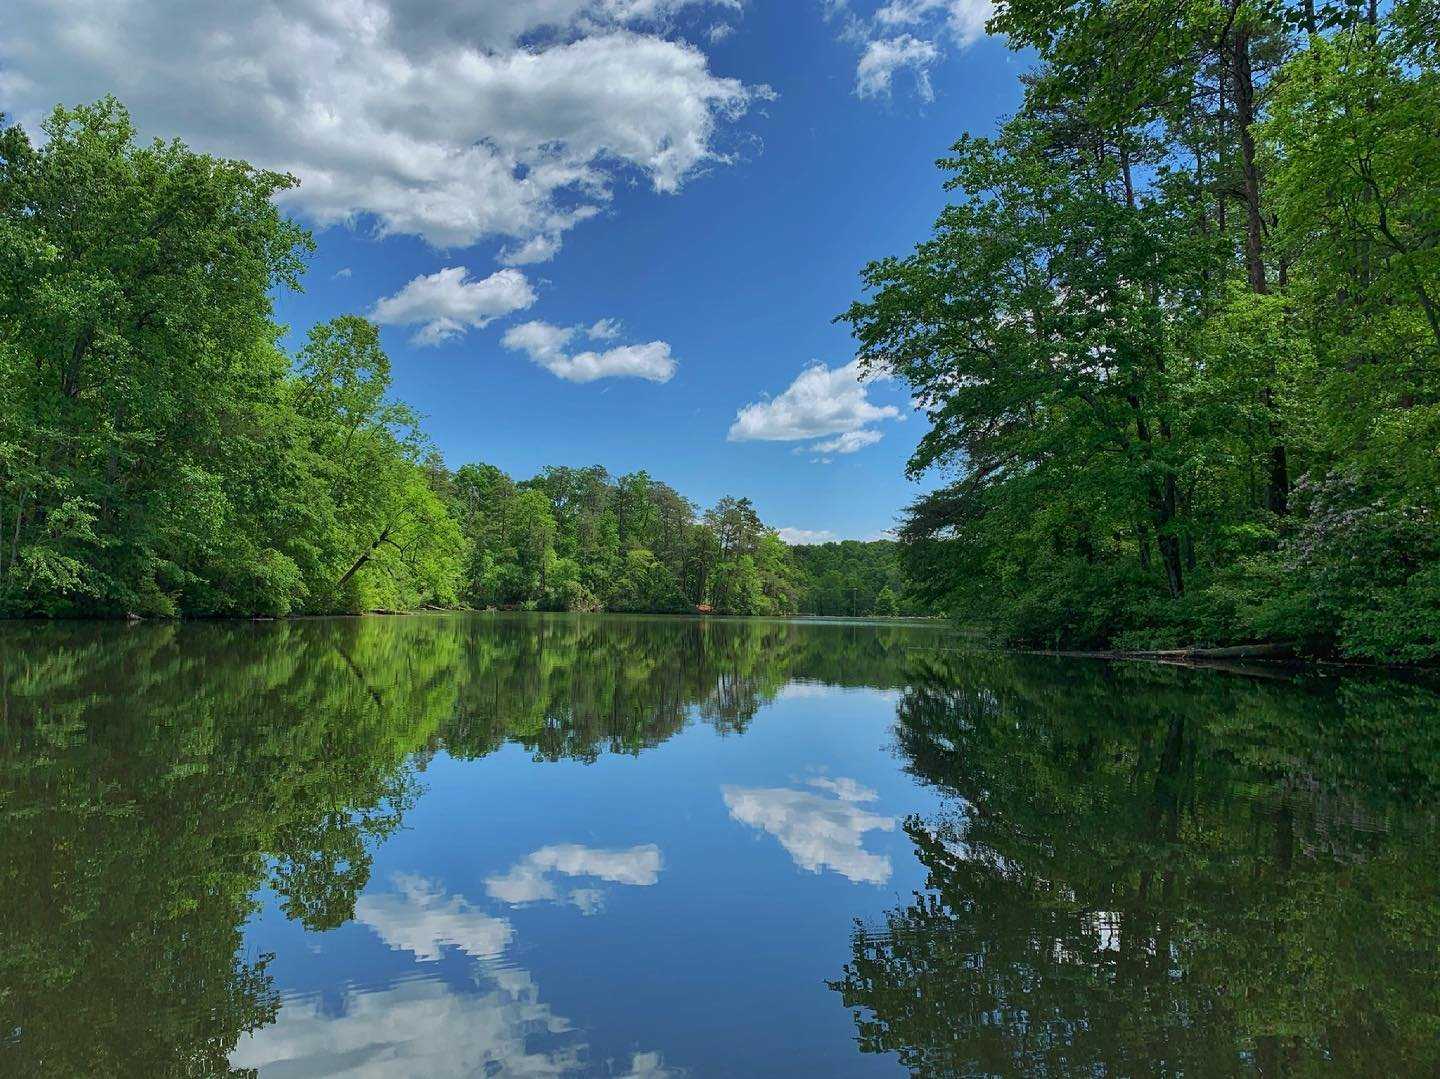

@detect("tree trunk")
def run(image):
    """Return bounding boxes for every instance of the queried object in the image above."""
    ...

[1264,393,1290,516]
[61,326,95,399]
[335,526,391,590]
[1232,22,1290,515]
[9,495,26,579]
[1130,401,1185,597]
[1232,27,1266,297]
[1156,473,1185,600]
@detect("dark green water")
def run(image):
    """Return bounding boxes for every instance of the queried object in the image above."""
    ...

[1,613,1437,1077]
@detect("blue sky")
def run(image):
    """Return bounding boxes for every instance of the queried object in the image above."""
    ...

[2,1,1025,542]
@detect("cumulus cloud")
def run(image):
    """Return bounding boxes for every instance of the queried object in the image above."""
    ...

[834,0,994,101]
[855,34,941,100]
[503,320,678,383]
[497,234,563,266]
[370,267,537,345]
[728,360,899,450]
[878,0,993,43]
[355,874,514,962]
[776,527,838,544]
[231,972,573,1078]
[486,843,664,912]
[723,781,895,883]
[0,1,764,253]
[807,428,885,455]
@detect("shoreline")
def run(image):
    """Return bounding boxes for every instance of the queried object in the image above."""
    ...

[0,608,944,627]
[1018,643,1436,677]
[1,612,1429,674]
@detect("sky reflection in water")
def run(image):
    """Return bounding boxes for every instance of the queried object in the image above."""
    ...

[2,614,1439,1076]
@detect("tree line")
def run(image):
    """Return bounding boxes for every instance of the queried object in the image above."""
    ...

[441,466,798,614]
[0,98,924,620]
[849,0,1438,661]
[442,461,929,616]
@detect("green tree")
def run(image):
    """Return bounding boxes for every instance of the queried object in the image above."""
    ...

[0,98,308,615]
[0,99,466,618]
[704,496,765,559]
[843,1,1439,660]
[712,554,766,615]
[682,521,722,605]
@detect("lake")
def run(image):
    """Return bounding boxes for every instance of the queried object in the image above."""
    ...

[2,613,1438,1076]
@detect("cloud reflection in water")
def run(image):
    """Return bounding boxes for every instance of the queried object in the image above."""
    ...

[722,778,895,884]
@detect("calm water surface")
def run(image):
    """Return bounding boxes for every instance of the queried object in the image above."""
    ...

[2,613,1438,1076]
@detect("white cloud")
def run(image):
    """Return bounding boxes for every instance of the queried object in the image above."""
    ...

[728,360,900,445]
[332,267,353,279]
[808,428,884,454]
[876,0,993,44]
[231,963,679,1079]
[241,858,684,1076]
[370,266,537,345]
[587,317,624,340]
[776,527,837,545]
[231,972,574,1078]
[837,0,993,101]
[503,321,677,383]
[855,35,941,100]
[355,875,514,962]
[807,776,880,802]
[486,843,663,911]
[623,1050,682,1078]
[722,782,895,884]
[497,234,563,266]
[0,1,764,253]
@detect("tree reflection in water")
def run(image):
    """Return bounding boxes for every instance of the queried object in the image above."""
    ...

[831,653,1440,1076]
[6,616,1434,1075]
[0,613,935,1076]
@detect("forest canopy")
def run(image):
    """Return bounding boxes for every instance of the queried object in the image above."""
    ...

[0,102,921,620]
[849,0,1440,661]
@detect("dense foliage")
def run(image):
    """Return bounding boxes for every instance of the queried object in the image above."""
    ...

[442,463,932,615]
[0,99,920,620]
[848,0,1439,661]
[0,100,461,617]
[833,649,1440,1073]
[789,540,919,616]
[442,468,798,615]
